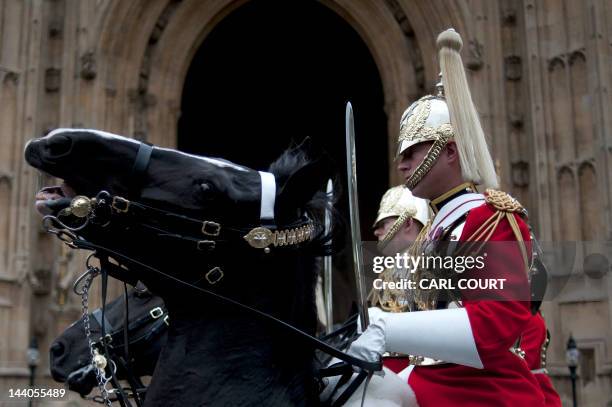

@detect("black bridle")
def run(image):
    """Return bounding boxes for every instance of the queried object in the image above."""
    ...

[66,290,168,402]
[45,143,382,406]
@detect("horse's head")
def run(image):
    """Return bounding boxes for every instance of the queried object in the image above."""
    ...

[26,128,335,299]
[50,284,166,395]
[25,129,269,220]
[26,128,334,223]
[30,129,338,406]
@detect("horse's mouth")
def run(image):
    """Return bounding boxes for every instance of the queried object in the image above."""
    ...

[35,181,76,215]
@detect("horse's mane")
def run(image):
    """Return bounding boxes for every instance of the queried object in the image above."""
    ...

[267,140,313,187]
[267,140,344,257]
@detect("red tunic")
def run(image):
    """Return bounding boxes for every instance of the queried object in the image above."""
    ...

[521,313,562,407]
[383,356,411,374]
[407,201,545,406]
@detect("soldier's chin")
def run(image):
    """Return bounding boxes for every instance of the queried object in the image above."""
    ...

[378,239,399,257]
[405,173,431,199]
[379,246,396,257]
[405,176,423,196]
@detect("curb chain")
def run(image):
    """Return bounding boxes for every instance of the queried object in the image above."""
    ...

[80,266,113,407]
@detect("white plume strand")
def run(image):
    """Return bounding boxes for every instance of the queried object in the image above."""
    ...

[436,29,499,189]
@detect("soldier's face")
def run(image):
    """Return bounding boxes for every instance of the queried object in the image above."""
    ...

[397,141,435,198]
[397,141,462,200]
[374,217,422,256]
[373,217,398,241]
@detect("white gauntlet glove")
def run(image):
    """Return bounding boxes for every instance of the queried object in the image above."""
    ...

[346,307,387,375]
[347,319,386,364]
[356,307,386,334]
[352,307,484,369]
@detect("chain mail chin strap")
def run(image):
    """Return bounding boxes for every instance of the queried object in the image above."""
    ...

[377,211,412,251]
[405,139,448,190]
[75,264,114,407]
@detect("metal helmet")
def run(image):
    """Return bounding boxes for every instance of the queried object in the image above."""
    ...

[397,29,498,191]
[374,185,431,246]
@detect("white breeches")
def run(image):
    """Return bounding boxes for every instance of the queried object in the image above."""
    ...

[319,364,418,407]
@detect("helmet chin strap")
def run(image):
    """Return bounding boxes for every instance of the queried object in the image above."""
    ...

[258,171,276,226]
[405,139,447,190]
[377,212,410,252]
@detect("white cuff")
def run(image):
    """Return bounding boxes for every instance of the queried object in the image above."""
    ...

[384,308,483,369]
[258,171,276,222]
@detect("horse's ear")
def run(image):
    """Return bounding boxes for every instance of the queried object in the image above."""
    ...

[293,137,313,153]
[274,144,333,214]
[276,157,332,211]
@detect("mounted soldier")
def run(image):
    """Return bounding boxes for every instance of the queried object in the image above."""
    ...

[347,28,553,406]
[370,185,430,313]
[369,186,431,376]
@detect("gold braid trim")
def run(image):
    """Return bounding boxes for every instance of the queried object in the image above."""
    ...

[506,211,529,274]
[368,261,411,313]
[410,219,439,310]
[457,211,503,257]
[485,189,529,273]
[370,219,433,313]
[408,218,432,260]
[485,189,523,213]
[430,182,477,214]
[459,189,529,274]
[412,190,530,309]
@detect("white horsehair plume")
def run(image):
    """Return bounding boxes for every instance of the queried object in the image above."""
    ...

[437,29,499,189]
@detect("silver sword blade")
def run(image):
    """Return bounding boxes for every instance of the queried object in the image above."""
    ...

[324,179,333,334]
[345,102,369,332]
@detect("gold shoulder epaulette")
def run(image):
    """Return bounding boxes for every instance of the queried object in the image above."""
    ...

[484,189,523,213]
[477,189,530,274]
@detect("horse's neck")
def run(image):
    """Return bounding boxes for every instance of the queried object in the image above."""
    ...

[146,305,317,406]
[142,254,319,406]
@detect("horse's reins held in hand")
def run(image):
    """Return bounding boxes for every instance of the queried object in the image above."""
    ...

[47,142,381,406]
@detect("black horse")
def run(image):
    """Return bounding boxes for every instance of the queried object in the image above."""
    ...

[26,129,336,406]
[50,282,167,399]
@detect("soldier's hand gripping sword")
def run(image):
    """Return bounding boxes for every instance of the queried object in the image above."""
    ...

[345,102,370,332]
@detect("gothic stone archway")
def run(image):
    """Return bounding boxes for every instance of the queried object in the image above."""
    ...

[94,0,471,185]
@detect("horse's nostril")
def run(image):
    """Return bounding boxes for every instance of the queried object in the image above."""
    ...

[50,341,65,357]
[47,135,73,158]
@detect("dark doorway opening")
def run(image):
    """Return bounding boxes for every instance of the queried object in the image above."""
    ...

[178,0,388,318]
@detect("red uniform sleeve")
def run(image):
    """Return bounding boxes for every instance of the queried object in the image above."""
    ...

[459,203,533,369]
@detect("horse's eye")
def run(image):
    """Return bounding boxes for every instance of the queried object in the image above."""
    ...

[198,182,218,202]
[47,135,73,158]
[200,183,213,194]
